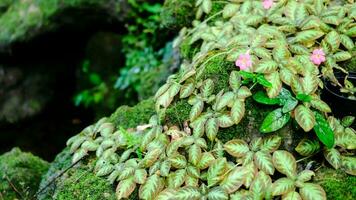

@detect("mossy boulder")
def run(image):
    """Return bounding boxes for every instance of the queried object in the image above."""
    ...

[314,167,356,200]
[160,0,196,30]
[0,147,49,199]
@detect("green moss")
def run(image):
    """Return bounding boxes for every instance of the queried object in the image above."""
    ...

[166,100,191,125]
[53,169,115,200]
[160,0,196,30]
[0,147,49,199]
[180,37,201,60]
[342,56,356,72]
[109,99,156,129]
[314,167,356,200]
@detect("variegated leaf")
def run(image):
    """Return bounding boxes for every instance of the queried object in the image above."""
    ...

[201,79,214,98]
[271,177,295,196]
[301,73,318,95]
[295,139,320,156]
[294,105,315,132]
[180,82,195,99]
[324,31,340,52]
[207,158,227,187]
[170,153,187,169]
[190,100,204,122]
[231,100,245,124]
[243,162,258,188]
[273,150,297,178]
[265,72,282,98]
[254,151,275,175]
[220,166,245,194]
[176,187,201,200]
[215,91,235,111]
[134,169,147,184]
[255,60,278,73]
[189,144,202,166]
[206,117,219,142]
[156,189,176,200]
[185,175,199,187]
[260,135,282,152]
[323,148,341,169]
[297,170,315,183]
[299,183,326,200]
[207,187,229,200]
[341,156,356,175]
[160,160,171,177]
[294,30,324,43]
[217,114,235,128]
[335,128,356,149]
[229,71,242,92]
[116,177,136,200]
[250,171,272,199]
[224,139,250,158]
[168,169,186,188]
[237,86,252,99]
[282,191,302,200]
[139,174,164,200]
[197,152,215,170]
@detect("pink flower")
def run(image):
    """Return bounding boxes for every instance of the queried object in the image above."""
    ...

[235,52,252,70]
[310,48,326,65]
[262,0,274,9]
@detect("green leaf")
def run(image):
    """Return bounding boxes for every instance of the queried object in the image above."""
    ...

[341,116,355,127]
[295,30,325,43]
[201,79,214,98]
[215,92,235,111]
[272,150,297,178]
[253,91,280,105]
[324,31,340,52]
[189,144,202,166]
[335,128,356,149]
[134,169,147,184]
[323,148,341,169]
[301,73,318,95]
[202,0,212,14]
[116,177,136,199]
[156,189,176,200]
[231,100,245,124]
[341,156,356,175]
[282,191,302,200]
[257,74,273,88]
[314,112,335,149]
[346,26,356,37]
[249,171,271,199]
[224,139,250,158]
[237,86,252,99]
[229,71,241,92]
[333,51,352,62]
[310,98,331,113]
[223,3,240,18]
[254,151,275,175]
[282,98,298,113]
[294,105,315,132]
[207,158,227,187]
[265,72,282,98]
[207,187,229,200]
[206,117,219,142]
[190,100,204,121]
[299,183,326,200]
[255,60,278,73]
[217,114,235,128]
[220,167,245,194]
[260,108,291,133]
[243,162,258,188]
[168,169,186,188]
[180,82,195,98]
[340,34,355,50]
[239,71,255,79]
[170,153,187,169]
[296,94,311,102]
[139,174,164,200]
[197,152,215,170]
[271,177,295,196]
[176,187,201,200]
[254,47,272,59]
[260,135,282,152]
[295,139,320,156]
[297,170,315,183]
[160,160,171,177]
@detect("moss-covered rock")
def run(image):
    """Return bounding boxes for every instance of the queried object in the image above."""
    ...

[0,147,49,199]
[160,0,196,30]
[53,169,115,200]
[314,167,356,200]
[109,99,156,129]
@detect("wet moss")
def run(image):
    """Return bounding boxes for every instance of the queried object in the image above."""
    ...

[166,99,191,126]
[53,169,116,200]
[0,148,49,199]
[109,99,156,129]
[160,0,196,30]
[180,37,201,60]
[314,167,356,200]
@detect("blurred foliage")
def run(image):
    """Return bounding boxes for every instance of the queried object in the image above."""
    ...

[74,0,173,112]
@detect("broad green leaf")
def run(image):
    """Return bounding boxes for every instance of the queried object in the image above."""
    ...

[231,100,245,124]
[134,169,147,184]
[220,167,245,194]
[335,128,356,149]
[197,152,215,170]
[299,183,326,200]
[341,156,356,175]
[255,60,278,73]
[273,150,297,178]
[314,112,335,148]
[295,139,320,156]
[294,30,324,43]
[139,174,164,200]
[176,187,201,200]
[180,82,195,98]
[206,117,219,142]
[294,105,315,132]
[190,100,204,121]
[207,187,229,200]
[116,177,136,199]
[229,71,241,92]
[189,144,202,166]
[282,98,298,113]
[168,169,186,188]
[260,108,291,133]
[187,165,200,179]
[253,91,280,105]
[224,139,250,158]
[271,177,295,196]
[282,191,302,200]
[170,153,187,169]
[341,116,355,127]
[296,94,311,102]
[297,170,315,183]
[239,71,255,79]
[265,72,282,98]
[260,135,282,152]
[280,67,294,86]
[257,74,273,88]
[207,158,227,187]
[254,151,275,175]
[323,148,341,169]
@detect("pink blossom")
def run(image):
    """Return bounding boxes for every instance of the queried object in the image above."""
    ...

[235,52,252,71]
[262,0,274,9]
[310,48,326,65]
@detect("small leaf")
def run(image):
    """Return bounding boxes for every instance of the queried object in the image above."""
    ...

[197,152,215,170]
[271,177,295,196]
[341,116,355,127]
[314,112,335,148]
[116,177,136,199]
[335,128,356,149]
[229,71,241,91]
[224,139,250,158]
[223,3,240,18]
[139,174,164,200]
[189,144,202,166]
[170,154,187,169]
[265,72,282,98]
[340,34,355,50]
[294,105,315,132]
[255,60,278,73]
[207,187,229,200]
[295,139,320,156]
[299,183,326,200]
[156,189,177,200]
[254,151,275,175]
[176,187,201,200]
[215,92,235,111]
[180,82,195,99]
[217,114,235,128]
[296,94,312,102]
[273,150,297,178]
[260,135,282,152]
[202,0,212,14]
[297,170,315,183]
[134,169,147,184]
[341,156,356,175]
[168,169,186,188]
[190,100,204,121]
[237,86,252,99]
[201,79,214,98]
[253,91,280,105]
[207,158,227,187]
[323,148,341,169]
[333,51,352,62]
[310,98,331,113]
[206,117,219,142]
[260,108,291,133]
[282,191,302,200]
[231,100,245,124]
[220,167,245,194]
